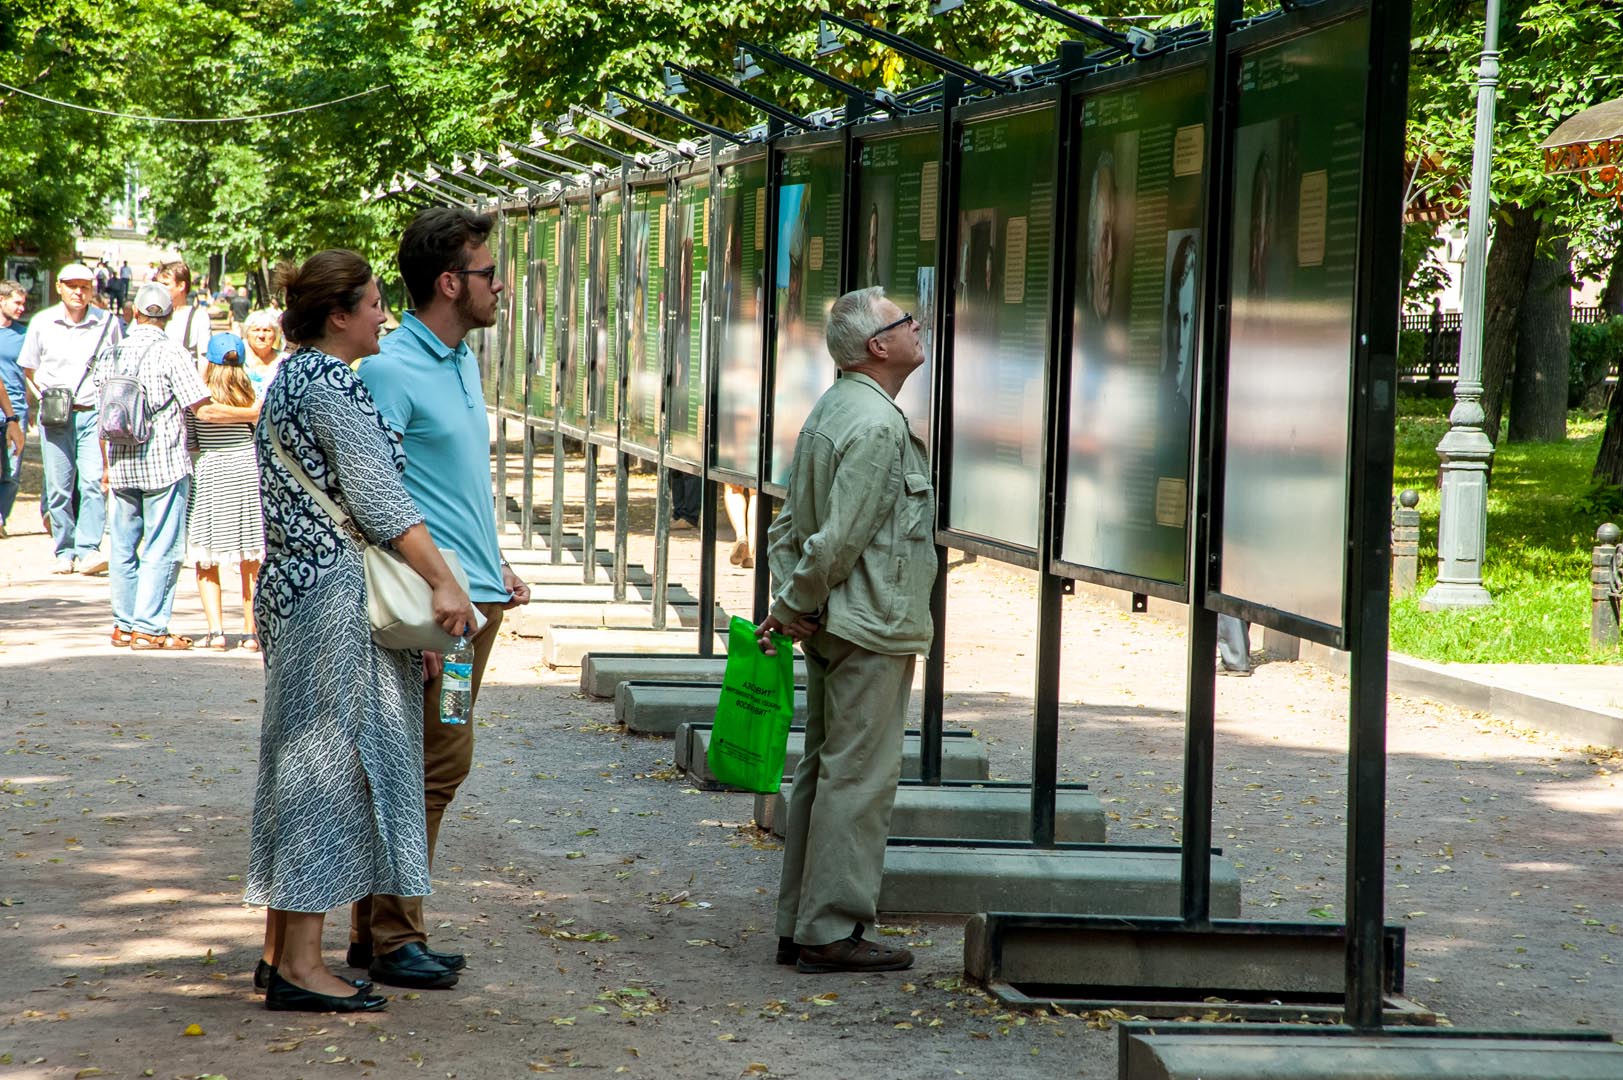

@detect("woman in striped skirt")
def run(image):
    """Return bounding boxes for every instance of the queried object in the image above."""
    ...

[189,332,266,650]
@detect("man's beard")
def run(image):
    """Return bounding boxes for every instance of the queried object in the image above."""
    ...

[456,289,497,330]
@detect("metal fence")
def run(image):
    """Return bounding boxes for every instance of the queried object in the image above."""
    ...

[1399,305,1620,382]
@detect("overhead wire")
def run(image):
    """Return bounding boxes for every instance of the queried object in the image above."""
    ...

[0,81,388,124]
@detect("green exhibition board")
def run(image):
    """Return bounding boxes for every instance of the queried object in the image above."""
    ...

[595,188,622,434]
[559,199,591,433]
[526,205,560,421]
[667,177,709,467]
[948,103,1057,550]
[769,141,844,488]
[623,184,667,457]
[1062,64,1208,588]
[1220,15,1368,632]
[711,155,768,481]
[855,126,939,444]
[505,210,530,413]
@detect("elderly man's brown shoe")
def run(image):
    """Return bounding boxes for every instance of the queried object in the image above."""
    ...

[796,927,913,974]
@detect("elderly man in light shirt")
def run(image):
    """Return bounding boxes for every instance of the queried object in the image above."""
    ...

[18,263,122,573]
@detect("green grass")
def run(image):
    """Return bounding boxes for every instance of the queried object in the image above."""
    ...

[1389,392,1621,665]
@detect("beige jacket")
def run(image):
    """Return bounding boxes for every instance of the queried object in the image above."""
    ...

[766,372,936,656]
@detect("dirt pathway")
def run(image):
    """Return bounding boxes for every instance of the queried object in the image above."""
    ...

[3,457,1620,1079]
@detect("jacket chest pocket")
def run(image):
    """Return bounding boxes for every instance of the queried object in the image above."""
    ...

[901,471,934,540]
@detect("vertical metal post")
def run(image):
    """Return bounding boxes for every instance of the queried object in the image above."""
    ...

[923,76,965,789]
[614,179,632,601]
[698,145,725,655]
[653,182,677,631]
[582,192,601,586]
[1031,56,1087,849]
[753,121,786,626]
[1421,0,1498,610]
[521,212,537,551]
[1346,0,1411,1032]
[550,209,567,566]
[493,209,511,544]
[1181,0,1241,925]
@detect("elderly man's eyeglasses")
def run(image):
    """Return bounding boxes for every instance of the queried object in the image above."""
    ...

[869,312,915,341]
[449,267,498,283]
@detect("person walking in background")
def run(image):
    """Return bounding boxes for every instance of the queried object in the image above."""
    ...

[241,308,285,394]
[246,248,478,1014]
[227,285,252,335]
[723,482,756,568]
[18,262,121,573]
[0,280,30,537]
[153,261,210,361]
[98,283,212,651]
[759,287,936,974]
[187,332,265,651]
[351,207,531,991]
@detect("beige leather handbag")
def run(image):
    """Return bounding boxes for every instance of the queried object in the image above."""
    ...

[268,432,485,652]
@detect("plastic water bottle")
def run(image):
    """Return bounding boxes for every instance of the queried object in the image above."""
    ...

[439,636,473,725]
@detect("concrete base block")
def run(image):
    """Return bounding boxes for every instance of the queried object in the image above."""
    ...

[525,582,694,604]
[618,682,809,735]
[501,544,615,568]
[1120,1030,1623,1080]
[878,847,1241,919]
[543,627,725,668]
[498,561,650,586]
[963,915,1401,1001]
[616,682,807,735]
[753,783,1104,843]
[580,652,806,699]
[512,602,722,638]
[676,723,989,787]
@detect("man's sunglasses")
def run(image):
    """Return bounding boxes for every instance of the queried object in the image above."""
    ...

[869,312,915,340]
[449,267,498,283]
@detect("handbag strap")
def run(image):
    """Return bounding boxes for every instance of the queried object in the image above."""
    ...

[266,425,367,548]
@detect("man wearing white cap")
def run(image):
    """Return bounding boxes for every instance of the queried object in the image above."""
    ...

[18,263,123,573]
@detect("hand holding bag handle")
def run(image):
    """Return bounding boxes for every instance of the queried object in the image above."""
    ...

[267,425,486,652]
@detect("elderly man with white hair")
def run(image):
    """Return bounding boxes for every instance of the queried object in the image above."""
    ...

[758,285,936,975]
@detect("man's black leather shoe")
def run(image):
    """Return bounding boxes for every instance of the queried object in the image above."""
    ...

[348,942,465,973]
[367,942,459,990]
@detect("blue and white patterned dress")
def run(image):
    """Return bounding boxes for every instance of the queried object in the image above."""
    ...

[244,346,430,913]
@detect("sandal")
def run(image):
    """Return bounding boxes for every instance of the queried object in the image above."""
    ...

[203,631,227,651]
[111,626,132,648]
[129,631,194,651]
[240,634,261,653]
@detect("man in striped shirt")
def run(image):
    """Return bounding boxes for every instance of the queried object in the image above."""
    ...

[96,282,211,651]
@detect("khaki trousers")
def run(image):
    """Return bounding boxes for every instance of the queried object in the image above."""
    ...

[352,601,505,955]
[775,630,914,947]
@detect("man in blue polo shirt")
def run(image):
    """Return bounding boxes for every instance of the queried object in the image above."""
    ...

[351,207,531,991]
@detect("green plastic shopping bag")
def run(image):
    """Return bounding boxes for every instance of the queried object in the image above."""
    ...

[707,616,796,793]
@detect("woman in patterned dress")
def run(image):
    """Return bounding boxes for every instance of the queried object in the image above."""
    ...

[244,250,477,1014]
[188,332,265,651]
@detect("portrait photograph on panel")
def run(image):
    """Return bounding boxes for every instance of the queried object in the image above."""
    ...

[1220,15,1369,631]
[712,161,767,479]
[1061,67,1206,589]
[947,106,1055,550]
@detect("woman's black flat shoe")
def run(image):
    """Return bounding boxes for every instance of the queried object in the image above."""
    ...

[265,971,387,1013]
[255,961,371,994]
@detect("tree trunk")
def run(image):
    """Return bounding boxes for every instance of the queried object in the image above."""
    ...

[1595,384,1623,486]
[1601,243,1623,316]
[1479,203,1542,446]
[1507,234,1570,443]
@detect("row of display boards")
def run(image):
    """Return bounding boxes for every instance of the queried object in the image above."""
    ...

[445,0,1623,1059]
[473,0,1379,651]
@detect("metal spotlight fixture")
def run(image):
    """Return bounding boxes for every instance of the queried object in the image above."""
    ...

[734,46,765,82]
[663,65,690,96]
[815,18,845,57]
